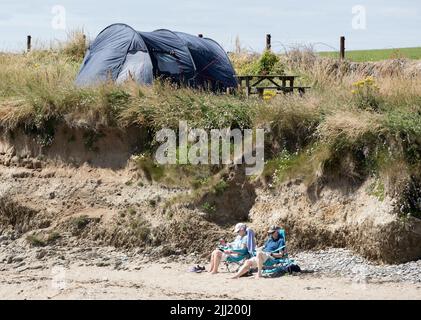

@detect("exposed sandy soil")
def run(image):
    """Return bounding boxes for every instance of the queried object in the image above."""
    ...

[1,260,420,300]
[1,125,421,263]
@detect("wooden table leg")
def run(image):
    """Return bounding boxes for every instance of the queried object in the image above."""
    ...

[298,88,305,96]
[245,77,250,98]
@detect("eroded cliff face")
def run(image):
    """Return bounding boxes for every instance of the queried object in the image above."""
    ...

[249,179,421,263]
[0,126,420,263]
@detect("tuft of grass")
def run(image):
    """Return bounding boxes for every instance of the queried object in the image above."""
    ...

[317,110,383,147]
[367,179,386,201]
[192,176,210,190]
[70,215,91,230]
[26,234,46,247]
[60,29,87,63]
[263,144,330,186]
[128,216,151,242]
[202,202,216,214]
[83,130,105,152]
[212,180,228,195]
[134,154,165,182]
[47,232,62,244]
[132,153,216,187]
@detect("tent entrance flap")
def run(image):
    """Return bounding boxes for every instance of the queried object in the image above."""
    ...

[155,53,182,76]
[116,51,153,84]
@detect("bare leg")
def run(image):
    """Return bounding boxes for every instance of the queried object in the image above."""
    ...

[255,252,265,279]
[209,250,217,272]
[211,250,223,274]
[209,250,221,272]
[231,260,253,279]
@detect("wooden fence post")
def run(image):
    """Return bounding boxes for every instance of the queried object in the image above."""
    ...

[340,36,345,60]
[266,34,271,51]
[27,35,32,53]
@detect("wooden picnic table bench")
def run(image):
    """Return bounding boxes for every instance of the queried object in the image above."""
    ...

[236,75,310,97]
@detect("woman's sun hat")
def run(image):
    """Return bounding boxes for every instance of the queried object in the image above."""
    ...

[233,223,247,233]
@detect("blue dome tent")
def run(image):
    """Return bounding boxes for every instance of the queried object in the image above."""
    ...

[76,24,238,91]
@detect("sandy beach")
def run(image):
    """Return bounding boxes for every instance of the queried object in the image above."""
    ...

[1,258,421,300]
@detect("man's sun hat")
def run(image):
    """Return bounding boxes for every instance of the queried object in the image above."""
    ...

[234,223,247,233]
[267,225,279,234]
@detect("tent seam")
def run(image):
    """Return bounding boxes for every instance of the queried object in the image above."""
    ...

[203,37,238,85]
[153,29,198,80]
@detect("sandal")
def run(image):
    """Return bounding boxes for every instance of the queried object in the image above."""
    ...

[188,265,205,273]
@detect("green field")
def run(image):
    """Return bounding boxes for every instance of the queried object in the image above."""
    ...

[319,47,421,62]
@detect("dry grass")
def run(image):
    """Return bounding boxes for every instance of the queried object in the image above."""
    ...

[60,29,87,62]
[317,110,384,144]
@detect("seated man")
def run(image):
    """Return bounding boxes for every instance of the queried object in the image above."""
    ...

[231,225,285,279]
[208,223,249,274]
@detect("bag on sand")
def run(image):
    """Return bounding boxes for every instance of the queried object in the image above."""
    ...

[287,264,301,274]
[265,263,301,278]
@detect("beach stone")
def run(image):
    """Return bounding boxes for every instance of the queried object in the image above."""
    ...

[36,250,47,260]
[32,160,42,169]
[10,156,20,166]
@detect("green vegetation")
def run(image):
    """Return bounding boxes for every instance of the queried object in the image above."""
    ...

[202,202,216,214]
[47,232,62,243]
[134,154,165,182]
[70,215,91,230]
[116,210,151,242]
[319,47,421,62]
[129,218,150,241]
[233,50,285,75]
[26,234,46,247]
[83,130,105,152]
[26,231,62,247]
[212,180,228,195]
[367,179,385,201]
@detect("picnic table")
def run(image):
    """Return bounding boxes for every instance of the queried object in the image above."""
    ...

[236,75,310,97]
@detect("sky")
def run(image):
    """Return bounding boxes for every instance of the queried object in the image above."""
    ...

[0,0,420,52]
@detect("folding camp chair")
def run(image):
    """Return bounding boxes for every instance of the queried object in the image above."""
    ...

[222,228,256,273]
[254,229,295,276]
[222,247,250,272]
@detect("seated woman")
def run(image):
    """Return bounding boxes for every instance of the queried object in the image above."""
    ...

[231,225,285,279]
[208,223,250,274]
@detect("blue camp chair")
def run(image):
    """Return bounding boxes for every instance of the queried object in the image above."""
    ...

[222,228,256,272]
[222,247,250,272]
[260,228,295,276]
